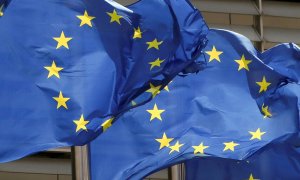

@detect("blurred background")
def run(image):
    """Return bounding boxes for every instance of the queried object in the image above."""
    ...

[0,0,299,179]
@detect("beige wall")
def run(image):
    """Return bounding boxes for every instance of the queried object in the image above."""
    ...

[0,172,71,180]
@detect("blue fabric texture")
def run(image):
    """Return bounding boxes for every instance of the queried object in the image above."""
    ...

[185,142,300,180]
[89,29,300,179]
[0,0,208,163]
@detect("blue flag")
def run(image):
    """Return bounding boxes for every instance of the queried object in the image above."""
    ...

[89,29,300,179]
[0,0,208,162]
[185,143,300,180]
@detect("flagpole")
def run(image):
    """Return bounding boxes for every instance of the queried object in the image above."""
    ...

[170,164,185,180]
[71,145,90,180]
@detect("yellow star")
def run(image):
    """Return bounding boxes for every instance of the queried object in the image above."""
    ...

[146,39,163,50]
[164,81,173,92]
[164,86,170,92]
[256,76,271,93]
[77,10,95,27]
[205,46,223,62]
[192,142,209,154]
[249,128,265,140]
[131,100,137,106]
[101,117,114,132]
[147,103,165,121]
[235,55,252,71]
[133,27,142,39]
[149,58,165,70]
[53,31,72,49]
[0,4,4,17]
[155,133,174,150]
[107,9,123,24]
[223,141,239,152]
[44,61,63,79]
[248,174,259,180]
[146,83,162,98]
[169,141,184,154]
[73,114,89,132]
[53,91,70,109]
[262,104,272,118]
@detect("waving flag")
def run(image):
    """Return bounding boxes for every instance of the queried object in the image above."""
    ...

[89,29,300,179]
[185,143,300,180]
[0,0,208,162]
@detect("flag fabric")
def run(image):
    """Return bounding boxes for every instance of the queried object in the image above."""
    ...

[0,0,208,163]
[89,29,300,179]
[185,143,300,180]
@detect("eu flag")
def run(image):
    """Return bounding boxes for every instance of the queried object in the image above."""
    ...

[185,143,300,180]
[0,0,208,162]
[89,29,300,179]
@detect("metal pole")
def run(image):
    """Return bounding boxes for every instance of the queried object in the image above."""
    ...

[71,145,90,180]
[169,164,185,180]
[254,0,264,51]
